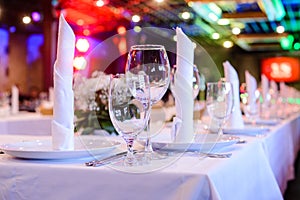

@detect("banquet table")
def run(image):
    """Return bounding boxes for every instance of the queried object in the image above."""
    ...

[0,113,299,200]
[0,112,52,135]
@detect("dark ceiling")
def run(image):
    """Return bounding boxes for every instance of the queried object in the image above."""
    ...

[0,0,299,52]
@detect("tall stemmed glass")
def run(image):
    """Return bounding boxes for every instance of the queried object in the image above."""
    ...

[206,82,234,136]
[108,74,151,166]
[125,44,170,159]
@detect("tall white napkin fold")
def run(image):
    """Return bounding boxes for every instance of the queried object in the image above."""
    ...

[245,70,257,109]
[223,61,244,129]
[52,14,75,150]
[270,80,278,99]
[11,85,19,114]
[48,87,54,104]
[261,74,269,102]
[172,27,194,143]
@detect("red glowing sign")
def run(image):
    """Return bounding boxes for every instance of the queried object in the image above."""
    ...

[261,57,300,82]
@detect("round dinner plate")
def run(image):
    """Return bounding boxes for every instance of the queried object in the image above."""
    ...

[0,136,120,160]
[150,134,240,152]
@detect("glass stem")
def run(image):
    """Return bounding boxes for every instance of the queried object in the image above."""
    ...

[145,117,154,153]
[124,137,136,165]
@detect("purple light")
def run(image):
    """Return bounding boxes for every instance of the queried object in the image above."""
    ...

[31,12,41,22]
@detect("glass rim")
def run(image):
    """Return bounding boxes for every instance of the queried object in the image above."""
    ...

[130,44,165,50]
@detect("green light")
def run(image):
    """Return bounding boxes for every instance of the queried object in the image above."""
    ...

[294,42,300,50]
[280,35,294,50]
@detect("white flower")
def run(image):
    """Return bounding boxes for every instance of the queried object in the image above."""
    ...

[73,71,110,110]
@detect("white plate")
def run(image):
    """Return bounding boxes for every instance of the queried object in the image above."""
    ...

[150,134,240,152]
[244,118,279,126]
[223,127,269,135]
[0,136,120,160]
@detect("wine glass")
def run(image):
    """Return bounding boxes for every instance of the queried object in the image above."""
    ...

[170,64,201,100]
[241,84,260,125]
[108,74,151,166]
[125,44,170,159]
[206,81,234,136]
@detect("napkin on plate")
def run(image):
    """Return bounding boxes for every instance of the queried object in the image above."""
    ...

[245,70,257,109]
[223,61,244,129]
[171,27,194,143]
[11,85,19,114]
[52,14,75,150]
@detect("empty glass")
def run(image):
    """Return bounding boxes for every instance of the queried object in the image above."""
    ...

[108,74,151,166]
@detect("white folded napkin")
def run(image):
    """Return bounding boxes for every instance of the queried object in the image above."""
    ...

[11,85,19,114]
[261,74,269,102]
[172,28,194,143]
[245,70,257,109]
[49,87,54,104]
[270,80,278,99]
[223,61,244,129]
[52,14,75,150]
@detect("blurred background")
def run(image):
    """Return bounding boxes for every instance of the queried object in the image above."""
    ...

[0,0,299,96]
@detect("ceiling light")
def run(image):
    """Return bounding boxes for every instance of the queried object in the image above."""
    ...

[217,19,230,26]
[132,15,141,23]
[76,38,90,53]
[133,26,141,33]
[181,12,191,20]
[73,56,87,70]
[211,33,220,39]
[96,0,105,7]
[117,26,126,35]
[83,29,90,36]
[232,27,241,35]
[155,0,164,3]
[294,42,300,50]
[276,25,285,33]
[223,41,233,48]
[22,16,31,24]
[208,13,218,22]
[31,12,41,22]
[76,19,84,26]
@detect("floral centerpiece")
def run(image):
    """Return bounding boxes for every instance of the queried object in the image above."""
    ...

[73,71,116,135]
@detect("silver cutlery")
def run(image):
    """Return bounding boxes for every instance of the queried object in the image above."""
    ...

[198,152,232,158]
[85,150,138,167]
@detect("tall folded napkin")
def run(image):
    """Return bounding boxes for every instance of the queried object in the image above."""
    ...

[11,85,19,114]
[223,61,244,129]
[261,74,269,103]
[245,70,257,109]
[172,27,194,143]
[270,80,278,99]
[52,14,75,150]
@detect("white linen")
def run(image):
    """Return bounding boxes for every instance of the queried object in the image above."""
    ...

[0,112,52,135]
[11,85,19,114]
[0,114,299,199]
[51,14,75,150]
[245,70,257,109]
[223,61,244,129]
[172,27,194,143]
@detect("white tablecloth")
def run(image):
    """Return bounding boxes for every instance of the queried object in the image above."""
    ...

[0,112,52,135]
[0,114,299,200]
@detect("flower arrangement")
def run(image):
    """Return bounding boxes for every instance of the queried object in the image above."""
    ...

[73,71,115,135]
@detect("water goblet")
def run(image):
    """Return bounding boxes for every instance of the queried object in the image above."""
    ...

[108,74,151,166]
[125,44,170,160]
[206,81,234,136]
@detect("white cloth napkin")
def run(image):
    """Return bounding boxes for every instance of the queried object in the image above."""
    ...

[11,85,19,114]
[261,74,269,102]
[223,61,244,129]
[270,80,278,99]
[245,70,257,109]
[172,28,194,143]
[51,14,75,150]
